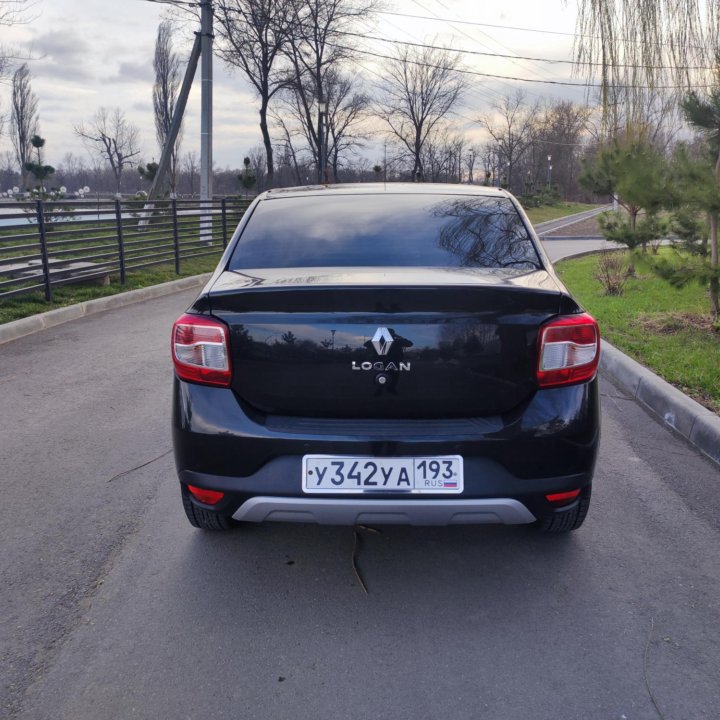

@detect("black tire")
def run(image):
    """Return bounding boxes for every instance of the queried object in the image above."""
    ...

[181,485,236,530]
[538,486,591,533]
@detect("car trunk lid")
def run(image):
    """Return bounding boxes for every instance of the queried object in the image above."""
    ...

[207,267,567,419]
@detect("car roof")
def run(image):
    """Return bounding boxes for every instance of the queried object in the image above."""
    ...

[260,182,512,200]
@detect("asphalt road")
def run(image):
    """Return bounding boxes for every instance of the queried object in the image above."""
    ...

[2,258,719,719]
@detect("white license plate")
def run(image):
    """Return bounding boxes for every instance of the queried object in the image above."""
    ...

[302,455,463,494]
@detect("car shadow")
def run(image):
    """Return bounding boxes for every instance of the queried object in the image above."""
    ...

[176,521,587,610]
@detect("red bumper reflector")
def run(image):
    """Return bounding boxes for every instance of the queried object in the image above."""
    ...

[546,489,581,505]
[187,485,225,505]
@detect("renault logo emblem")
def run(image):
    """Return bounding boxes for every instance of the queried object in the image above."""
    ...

[371,327,394,356]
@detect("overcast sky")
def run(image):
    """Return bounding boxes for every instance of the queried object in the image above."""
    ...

[1,0,583,174]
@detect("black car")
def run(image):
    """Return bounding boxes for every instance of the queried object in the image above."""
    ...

[171,184,600,532]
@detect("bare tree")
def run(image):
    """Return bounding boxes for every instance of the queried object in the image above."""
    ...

[271,110,305,185]
[55,152,91,190]
[153,20,183,194]
[0,0,35,25]
[0,149,18,187]
[529,100,592,196]
[75,108,141,195]
[215,0,294,188]
[10,63,38,188]
[284,0,378,181]
[478,91,539,192]
[421,127,448,182]
[481,143,499,185]
[325,70,369,181]
[278,67,369,182]
[182,151,199,196]
[246,145,267,191]
[379,45,465,182]
[0,1,36,77]
[420,127,465,183]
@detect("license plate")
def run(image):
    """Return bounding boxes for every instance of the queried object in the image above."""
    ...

[302,455,463,494]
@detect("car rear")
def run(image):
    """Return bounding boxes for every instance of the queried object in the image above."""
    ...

[171,185,600,532]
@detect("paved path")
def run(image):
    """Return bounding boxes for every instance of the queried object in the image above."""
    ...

[534,208,615,261]
[535,205,610,236]
[542,236,616,262]
[1,284,719,720]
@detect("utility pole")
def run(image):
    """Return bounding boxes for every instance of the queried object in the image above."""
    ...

[200,0,214,242]
[139,32,202,229]
[145,33,202,204]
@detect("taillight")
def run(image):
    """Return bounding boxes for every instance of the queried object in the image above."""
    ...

[172,313,231,387]
[537,313,600,388]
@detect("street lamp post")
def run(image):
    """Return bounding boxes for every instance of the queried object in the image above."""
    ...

[317,100,327,184]
[547,155,553,188]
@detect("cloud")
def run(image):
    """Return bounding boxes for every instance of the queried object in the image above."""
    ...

[29,28,95,81]
[105,60,154,85]
[32,28,91,64]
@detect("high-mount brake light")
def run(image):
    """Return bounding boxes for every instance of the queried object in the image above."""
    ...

[172,313,232,387]
[537,313,600,388]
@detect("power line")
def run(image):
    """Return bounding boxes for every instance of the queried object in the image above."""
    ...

[139,0,198,7]
[378,9,715,50]
[412,0,556,90]
[331,42,714,90]
[354,17,506,109]
[409,0,564,88]
[335,30,717,72]
[378,10,587,39]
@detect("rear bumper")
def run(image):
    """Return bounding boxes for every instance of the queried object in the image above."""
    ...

[231,497,536,525]
[173,377,599,525]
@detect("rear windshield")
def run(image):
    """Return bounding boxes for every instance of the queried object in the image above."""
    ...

[228,193,541,270]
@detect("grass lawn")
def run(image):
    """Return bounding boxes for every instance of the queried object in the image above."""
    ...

[0,254,221,325]
[556,250,720,413]
[524,202,598,224]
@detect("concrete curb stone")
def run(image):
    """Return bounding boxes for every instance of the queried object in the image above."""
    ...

[600,341,720,466]
[541,235,605,242]
[0,274,210,346]
[689,415,720,465]
[550,246,621,264]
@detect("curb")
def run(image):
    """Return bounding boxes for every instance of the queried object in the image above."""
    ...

[600,341,720,466]
[0,274,210,346]
[551,246,620,263]
[540,235,606,241]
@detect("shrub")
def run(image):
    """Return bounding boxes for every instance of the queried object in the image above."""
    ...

[594,250,629,295]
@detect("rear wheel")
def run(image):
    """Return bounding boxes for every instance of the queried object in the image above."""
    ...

[538,487,591,533]
[181,485,236,530]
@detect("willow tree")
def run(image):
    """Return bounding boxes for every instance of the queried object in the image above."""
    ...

[572,0,720,130]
